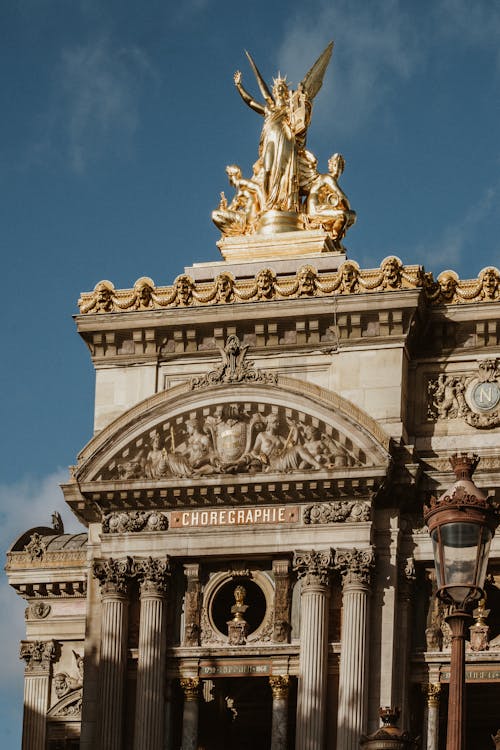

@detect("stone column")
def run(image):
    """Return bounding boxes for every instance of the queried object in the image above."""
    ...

[19,640,56,750]
[133,557,171,750]
[270,675,290,750]
[93,557,132,750]
[293,548,334,750]
[422,683,441,750]
[180,678,200,750]
[335,548,375,750]
[396,556,416,731]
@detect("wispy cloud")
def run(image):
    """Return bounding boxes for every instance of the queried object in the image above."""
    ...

[278,0,421,135]
[33,36,156,174]
[277,0,500,135]
[413,183,498,273]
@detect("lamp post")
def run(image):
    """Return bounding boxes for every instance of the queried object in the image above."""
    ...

[424,453,499,750]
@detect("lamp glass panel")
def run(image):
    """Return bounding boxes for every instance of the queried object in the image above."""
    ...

[432,522,492,604]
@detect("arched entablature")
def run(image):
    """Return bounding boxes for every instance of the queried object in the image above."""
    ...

[75,375,391,486]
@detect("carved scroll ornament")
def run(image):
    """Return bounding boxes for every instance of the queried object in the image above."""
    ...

[102,510,168,533]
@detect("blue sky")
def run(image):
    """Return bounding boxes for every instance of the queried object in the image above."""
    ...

[1,0,500,744]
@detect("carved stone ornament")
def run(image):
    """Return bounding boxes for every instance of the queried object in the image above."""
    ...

[101,401,360,482]
[492,728,500,750]
[20,639,57,672]
[28,601,51,619]
[24,532,47,561]
[102,510,168,534]
[428,359,500,429]
[78,257,426,314]
[293,549,335,588]
[421,682,441,708]
[269,675,290,700]
[92,557,134,596]
[48,690,83,718]
[180,677,200,701]
[183,564,201,647]
[190,335,277,389]
[335,548,375,588]
[135,556,171,595]
[303,501,370,524]
[272,560,292,643]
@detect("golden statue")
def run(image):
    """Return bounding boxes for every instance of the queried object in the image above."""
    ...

[212,42,356,245]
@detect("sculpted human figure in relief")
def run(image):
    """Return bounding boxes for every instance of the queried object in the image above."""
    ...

[306,153,356,240]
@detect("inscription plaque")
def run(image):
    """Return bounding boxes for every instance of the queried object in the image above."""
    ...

[170,505,299,528]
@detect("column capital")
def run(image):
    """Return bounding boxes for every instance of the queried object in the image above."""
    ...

[421,681,441,707]
[335,547,375,589]
[180,677,200,701]
[269,675,290,700]
[135,556,171,595]
[93,556,133,596]
[20,639,57,673]
[293,549,334,589]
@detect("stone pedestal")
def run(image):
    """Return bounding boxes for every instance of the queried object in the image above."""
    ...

[335,548,374,750]
[133,558,170,750]
[270,675,290,750]
[293,549,334,750]
[93,558,132,750]
[180,678,200,750]
[20,640,56,750]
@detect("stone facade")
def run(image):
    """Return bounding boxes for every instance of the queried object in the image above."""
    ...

[5,43,500,749]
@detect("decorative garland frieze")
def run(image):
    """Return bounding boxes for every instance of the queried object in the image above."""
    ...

[303,500,370,524]
[77,260,500,315]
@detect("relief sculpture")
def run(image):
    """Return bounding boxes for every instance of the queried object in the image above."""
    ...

[107,403,359,481]
[428,359,500,429]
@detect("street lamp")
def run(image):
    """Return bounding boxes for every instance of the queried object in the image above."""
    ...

[424,453,499,750]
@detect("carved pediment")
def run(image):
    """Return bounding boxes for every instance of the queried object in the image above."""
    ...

[74,377,391,489]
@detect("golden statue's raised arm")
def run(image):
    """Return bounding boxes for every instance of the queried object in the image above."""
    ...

[233,71,265,115]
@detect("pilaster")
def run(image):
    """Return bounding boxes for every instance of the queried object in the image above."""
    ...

[270,675,290,750]
[180,677,200,750]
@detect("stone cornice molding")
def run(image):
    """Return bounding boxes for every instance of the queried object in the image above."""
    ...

[20,639,57,673]
[335,547,375,589]
[293,549,335,589]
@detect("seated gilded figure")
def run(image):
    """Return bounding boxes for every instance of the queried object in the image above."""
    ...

[306,153,356,242]
[211,164,263,236]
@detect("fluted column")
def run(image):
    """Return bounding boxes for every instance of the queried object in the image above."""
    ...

[422,683,441,750]
[20,640,56,750]
[93,557,132,750]
[335,548,375,750]
[293,548,334,750]
[270,675,290,750]
[133,557,171,750]
[180,678,200,750]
